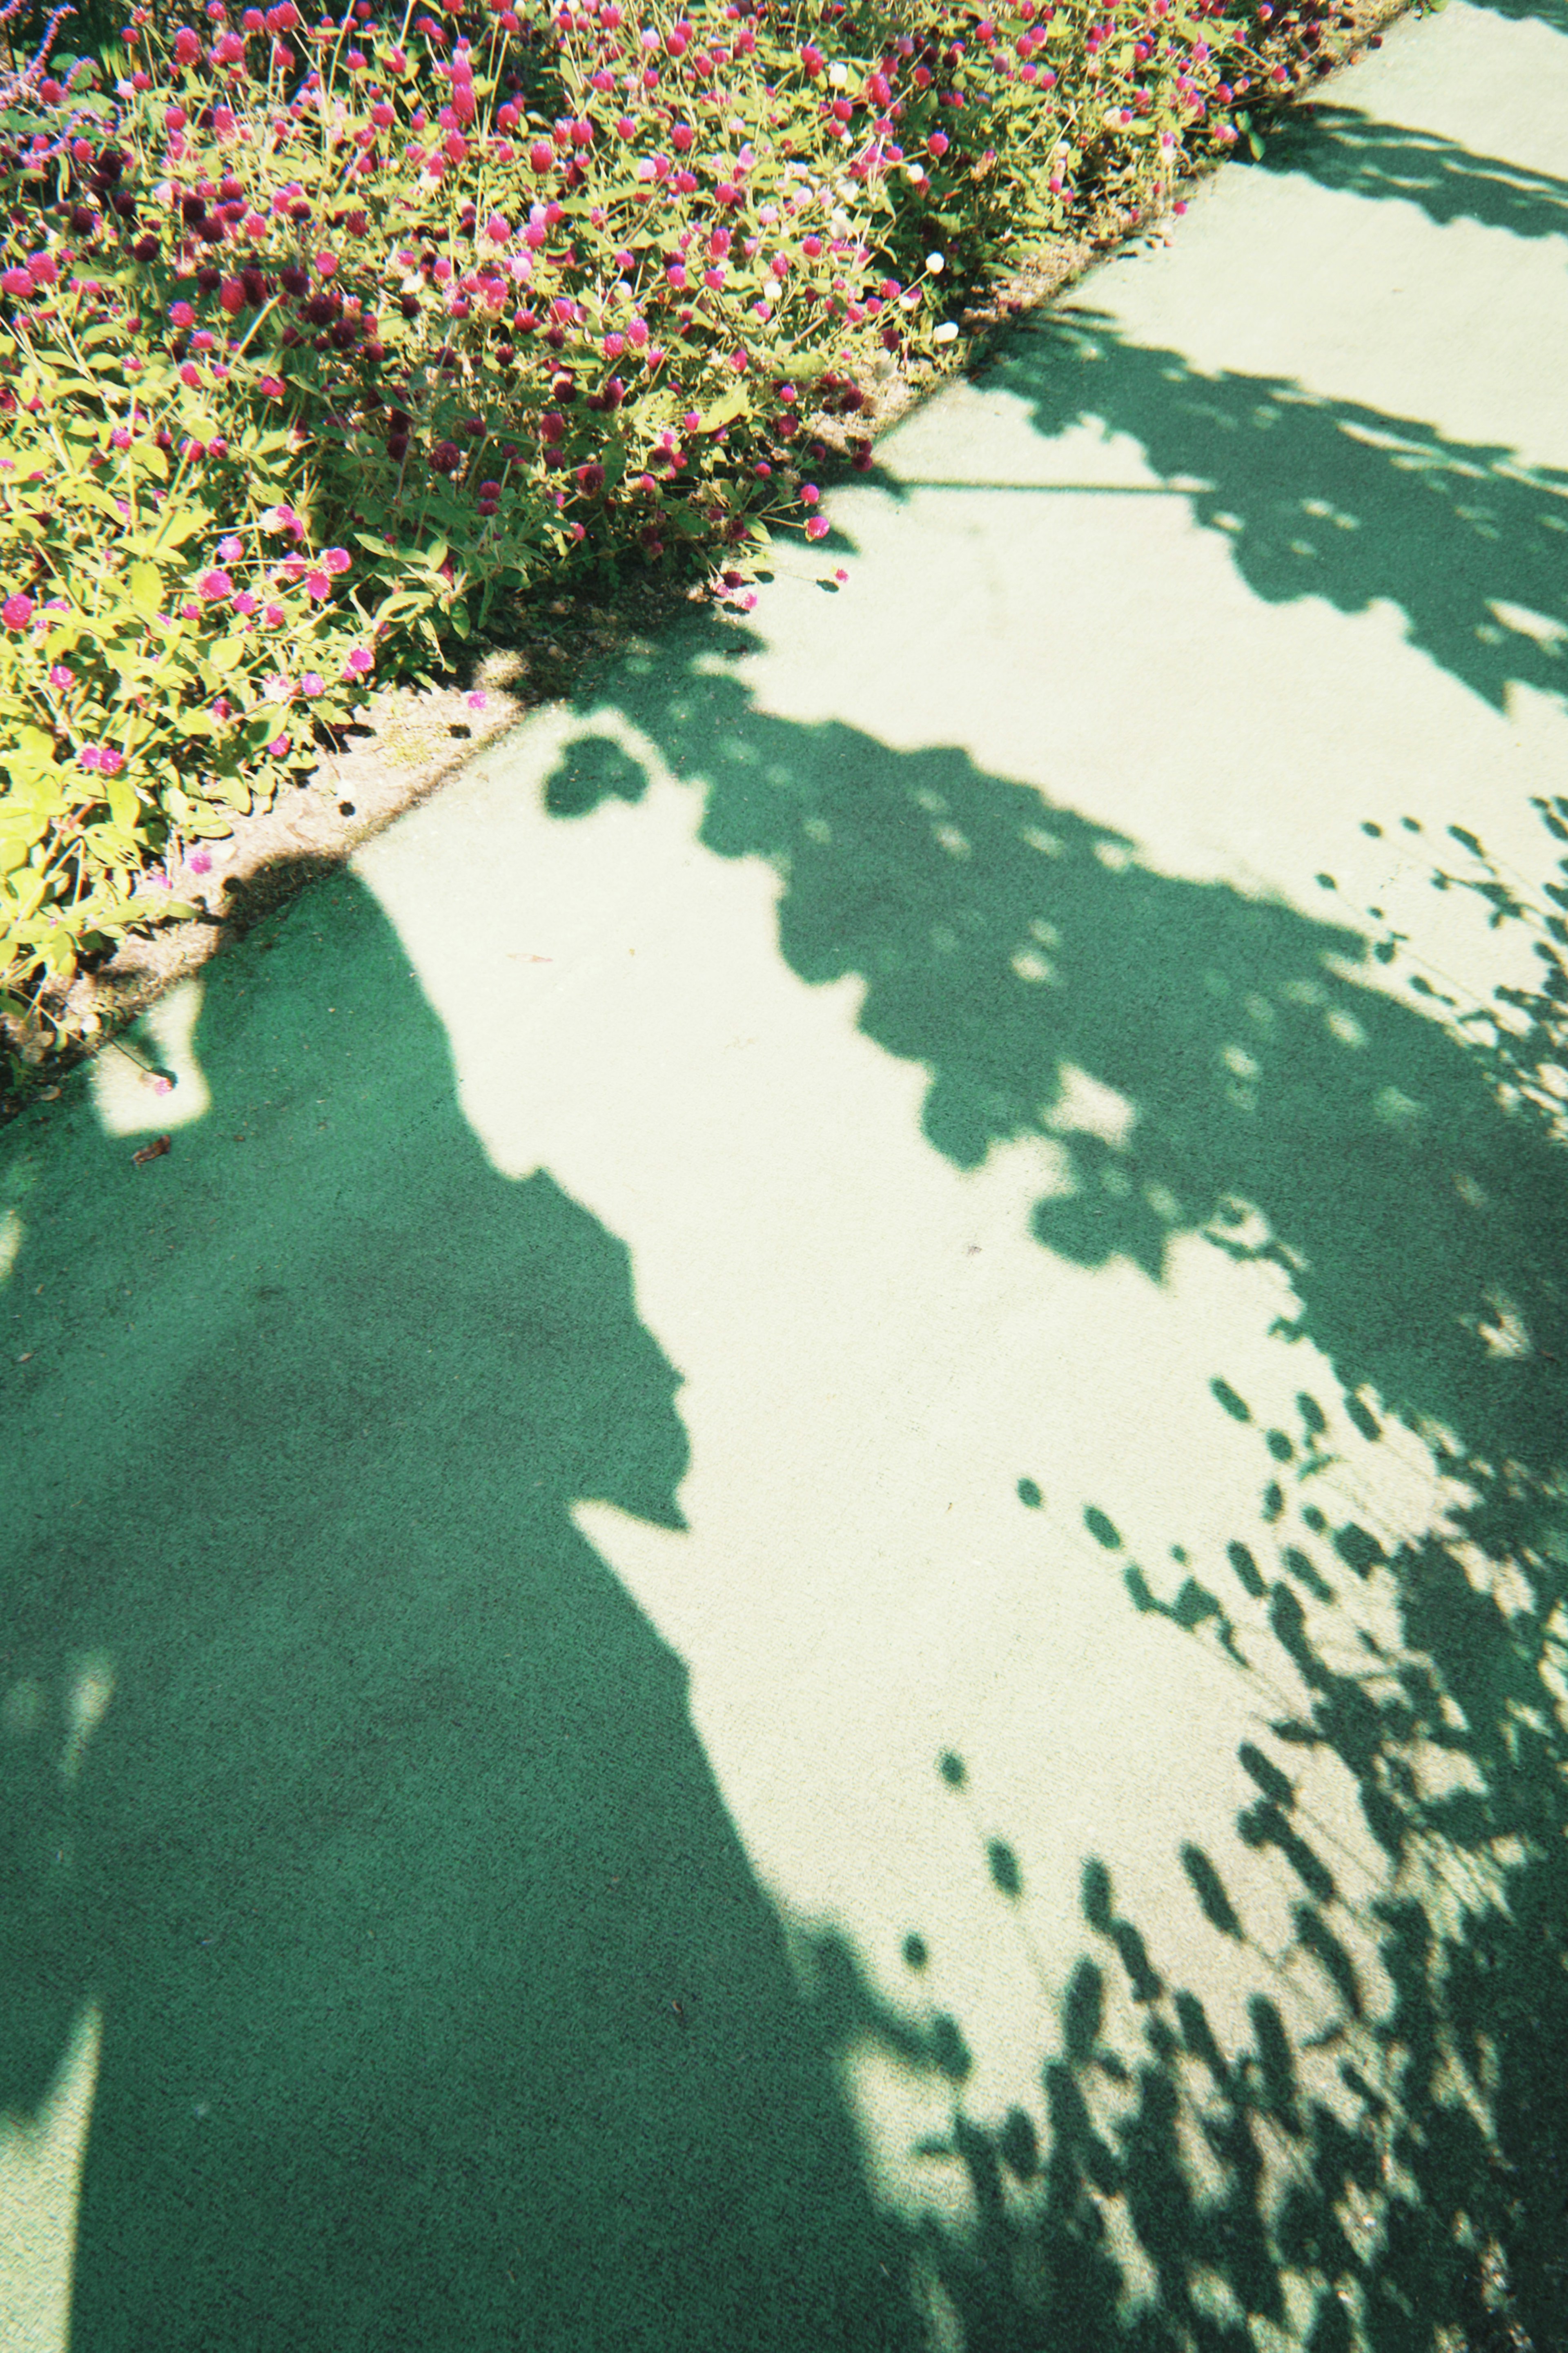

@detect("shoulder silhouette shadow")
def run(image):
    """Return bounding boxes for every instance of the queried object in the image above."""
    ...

[0,868,917,2353]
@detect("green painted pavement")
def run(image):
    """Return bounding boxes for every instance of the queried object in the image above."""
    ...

[5,4,1568,2347]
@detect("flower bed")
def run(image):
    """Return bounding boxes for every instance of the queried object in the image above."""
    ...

[1,0,1381,1081]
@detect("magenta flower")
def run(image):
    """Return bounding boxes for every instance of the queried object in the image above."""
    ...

[304,570,330,601]
[258,377,286,401]
[2,592,34,630]
[197,569,234,602]
[300,672,325,698]
[217,534,243,563]
[47,663,74,689]
[322,547,352,576]
[314,251,337,277]
[267,734,290,757]
[187,846,212,875]
[805,516,830,540]
[262,602,286,629]
[232,591,258,618]
[2,267,35,300]
[169,299,195,329]
[343,645,373,677]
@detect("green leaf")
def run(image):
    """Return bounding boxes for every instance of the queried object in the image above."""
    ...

[697,385,751,434]
[127,561,164,618]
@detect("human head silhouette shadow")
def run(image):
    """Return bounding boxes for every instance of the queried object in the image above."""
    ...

[0,867,916,2353]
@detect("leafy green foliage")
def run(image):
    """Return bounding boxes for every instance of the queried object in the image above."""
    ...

[0,0,1370,1062]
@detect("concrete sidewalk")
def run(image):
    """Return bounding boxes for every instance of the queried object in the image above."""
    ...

[5,6,1568,2347]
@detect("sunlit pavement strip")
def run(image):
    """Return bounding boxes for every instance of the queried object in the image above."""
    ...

[4,8,1568,2347]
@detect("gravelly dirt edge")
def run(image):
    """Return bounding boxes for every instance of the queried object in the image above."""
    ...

[2,0,1415,1117]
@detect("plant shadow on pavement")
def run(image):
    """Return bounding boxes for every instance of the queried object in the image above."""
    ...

[962,310,1568,724]
[1252,103,1568,243]
[0,869,918,2353]
[797,1381,1568,2353]
[543,578,1568,2342]
[551,613,1568,1473]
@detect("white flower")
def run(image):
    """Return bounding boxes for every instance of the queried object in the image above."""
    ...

[904,163,927,184]
[933,322,959,343]
[827,60,848,86]
[926,251,944,272]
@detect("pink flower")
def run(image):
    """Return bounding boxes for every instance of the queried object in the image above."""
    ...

[111,425,133,450]
[262,602,286,629]
[267,734,290,756]
[304,570,330,601]
[343,644,373,676]
[217,534,243,563]
[314,250,337,277]
[169,299,195,328]
[805,515,830,540]
[187,846,212,874]
[466,691,486,710]
[258,377,286,400]
[300,671,325,697]
[173,25,201,64]
[2,592,34,630]
[322,547,352,576]
[232,591,257,618]
[197,569,234,602]
[48,662,74,689]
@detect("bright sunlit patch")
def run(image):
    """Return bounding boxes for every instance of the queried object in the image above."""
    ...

[62,1658,114,1785]
[1043,1061,1138,1150]
[0,1207,22,1287]
[87,978,210,1137]
[0,2003,102,2353]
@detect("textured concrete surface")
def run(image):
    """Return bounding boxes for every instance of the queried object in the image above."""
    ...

[4,5,1567,2347]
